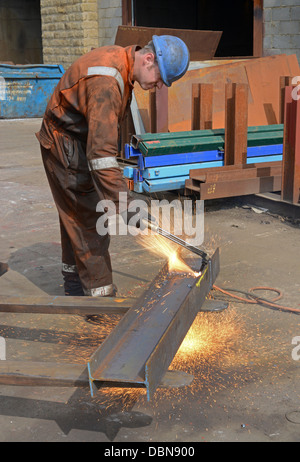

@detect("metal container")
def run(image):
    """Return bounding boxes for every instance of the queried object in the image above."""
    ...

[0,64,65,118]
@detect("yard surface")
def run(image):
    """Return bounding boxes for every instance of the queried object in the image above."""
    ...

[0,119,299,443]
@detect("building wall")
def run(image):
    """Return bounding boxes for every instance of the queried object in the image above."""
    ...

[39,1,300,68]
[40,0,99,68]
[40,0,122,68]
[263,0,300,62]
[98,0,122,47]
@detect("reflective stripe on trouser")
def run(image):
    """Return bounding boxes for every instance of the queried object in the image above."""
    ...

[83,283,115,297]
[61,259,114,296]
[40,134,113,294]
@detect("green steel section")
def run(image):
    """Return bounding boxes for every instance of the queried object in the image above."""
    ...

[132,124,283,146]
[139,135,225,156]
[247,131,283,147]
[134,126,284,157]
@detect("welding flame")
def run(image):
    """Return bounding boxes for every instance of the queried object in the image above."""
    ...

[138,234,199,276]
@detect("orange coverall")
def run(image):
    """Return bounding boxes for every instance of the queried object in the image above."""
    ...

[36,45,139,296]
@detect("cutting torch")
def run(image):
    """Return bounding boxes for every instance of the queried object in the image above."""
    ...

[141,218,208,271]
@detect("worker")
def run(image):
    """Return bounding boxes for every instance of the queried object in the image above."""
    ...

[36,35,190,299]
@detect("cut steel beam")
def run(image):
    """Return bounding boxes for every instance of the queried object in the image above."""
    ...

[0,295,131,315]
[191,83,213,130]
[188,161,282,183]
[149,86,168,133]
[87,249,220,400]
[186,175,281,199]
[279,76,293,124]
[225,83,249,165]
[0,361,194,390]
[0,362,89,388]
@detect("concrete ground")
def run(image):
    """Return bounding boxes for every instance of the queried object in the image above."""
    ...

[0,118,299,443]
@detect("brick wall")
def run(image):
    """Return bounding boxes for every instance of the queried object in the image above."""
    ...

[98,0,122,47]
[263,0,300,62]
[40,0,99,68]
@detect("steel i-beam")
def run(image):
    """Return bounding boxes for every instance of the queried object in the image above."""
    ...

[87,248,220,400]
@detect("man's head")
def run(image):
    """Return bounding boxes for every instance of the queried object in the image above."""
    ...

[133,35,190,90]
[133,41,163,90]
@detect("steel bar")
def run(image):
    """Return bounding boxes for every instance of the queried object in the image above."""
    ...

[191,83,213,131]
[87,250,219,400]
[132,124,283,145]
[149,86,168,134]
[0,295,131,315]
[132,128,283,157]
[0,294,219,317]
[139,143,282,169]
[0,361,89,387]
[225,83,249,165]
[281,85,300,204]
[0,361,194,390]
[279,76,293,124]
[188,175,281,200]
[188,161,282,184]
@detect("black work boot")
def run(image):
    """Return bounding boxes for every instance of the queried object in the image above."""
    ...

[63,273,84,296]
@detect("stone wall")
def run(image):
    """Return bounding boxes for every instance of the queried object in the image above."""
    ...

[263,0,300,62]
[98,0,122,47]
[40,0,99,68]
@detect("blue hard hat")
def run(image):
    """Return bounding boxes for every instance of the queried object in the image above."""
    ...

[152,35,190,87]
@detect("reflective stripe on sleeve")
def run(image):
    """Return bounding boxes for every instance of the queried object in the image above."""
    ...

[88,157,119,171]
[87,66,125,98]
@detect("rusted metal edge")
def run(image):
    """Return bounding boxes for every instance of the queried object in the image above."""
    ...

[186,176,282,199]
[144,249,220,400]
[0,295,131,315]
[0,361,89,387]
[281,85,300,204]
[87,250,220,400]
[0,360,194,391]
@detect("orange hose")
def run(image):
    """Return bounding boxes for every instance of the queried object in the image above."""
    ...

[212,285,300,314]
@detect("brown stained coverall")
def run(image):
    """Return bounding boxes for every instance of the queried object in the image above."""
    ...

[36,45,138,296]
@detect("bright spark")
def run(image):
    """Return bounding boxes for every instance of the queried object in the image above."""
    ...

[138,234,199,276]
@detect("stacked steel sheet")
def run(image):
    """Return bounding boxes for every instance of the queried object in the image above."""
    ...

[123,125,283,194]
